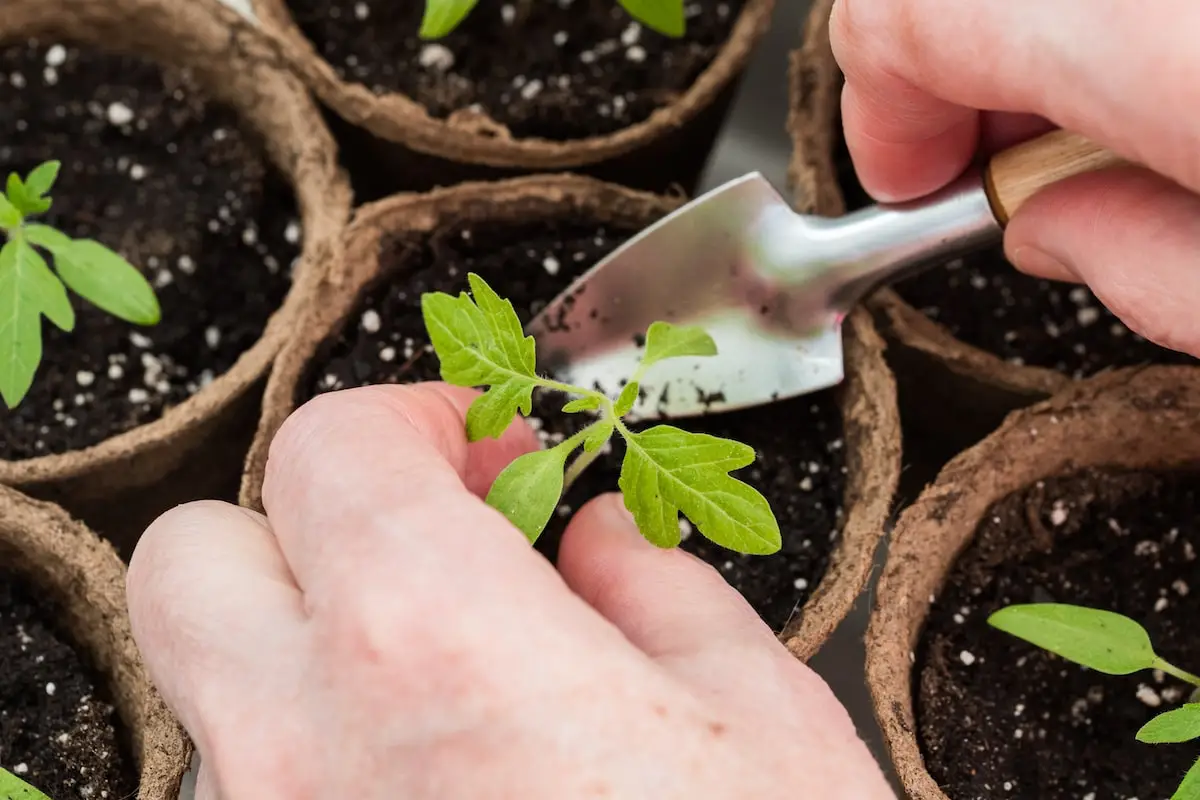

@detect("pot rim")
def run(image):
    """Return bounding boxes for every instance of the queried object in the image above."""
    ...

[220,0,776,169]
[865,364,1200,799]
[240,171,900,660]
[0,484,191,800]
[0,0,352,486]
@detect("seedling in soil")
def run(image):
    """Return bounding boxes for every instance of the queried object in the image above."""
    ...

[421,272,781,555]
[420,0,686,40]
[0,160,161,409]
[990,603,1200,800]
[0,765,53,799]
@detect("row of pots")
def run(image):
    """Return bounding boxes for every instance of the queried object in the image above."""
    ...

[5,1,1198,798]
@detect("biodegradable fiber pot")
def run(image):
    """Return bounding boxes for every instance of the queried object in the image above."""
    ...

[0,0,351,555]
[240,173,900,659]
[788,0,1196,463]
[867,366,1200,799]
[0,484,190,799]
[210,0,774,197]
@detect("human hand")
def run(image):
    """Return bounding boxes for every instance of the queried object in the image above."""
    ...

[126,383,894,799]
[830,0,1200,356]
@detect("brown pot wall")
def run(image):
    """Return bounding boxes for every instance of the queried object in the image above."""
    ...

[204,0,774,197]
[787,0,1069,465]
[0,0,352,556]
[0,485,191,799]
[864,365,1200,799]
[240,172,900,660]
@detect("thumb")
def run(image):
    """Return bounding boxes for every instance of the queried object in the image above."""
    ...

[1006,166,1200,359]
[556,494,829,711]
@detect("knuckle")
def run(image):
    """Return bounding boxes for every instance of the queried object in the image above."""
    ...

[829,0,908,78]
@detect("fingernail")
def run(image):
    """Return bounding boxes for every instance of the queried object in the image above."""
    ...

[600,494,642,539]
[1011,246,1077,280]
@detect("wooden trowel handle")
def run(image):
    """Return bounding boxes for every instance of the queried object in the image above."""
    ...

[984,130,1127,224]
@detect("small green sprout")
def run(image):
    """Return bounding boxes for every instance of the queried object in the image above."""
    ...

[990,603,1200,800]
[420,272,781,555]
[0,160,161,409]
[0,765,53,799]
[420,0,685,40]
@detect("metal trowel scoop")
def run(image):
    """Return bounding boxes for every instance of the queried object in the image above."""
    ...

[526,130,1124,420]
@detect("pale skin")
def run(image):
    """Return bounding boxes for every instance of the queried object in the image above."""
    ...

[127,2,1200,797]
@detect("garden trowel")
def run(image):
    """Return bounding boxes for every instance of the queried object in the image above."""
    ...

[526,130,1124,420]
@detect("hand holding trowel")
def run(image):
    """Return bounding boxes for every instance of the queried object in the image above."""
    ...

[526,130,1124,420]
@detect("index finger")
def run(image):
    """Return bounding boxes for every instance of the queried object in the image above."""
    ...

[830,0,1200,201]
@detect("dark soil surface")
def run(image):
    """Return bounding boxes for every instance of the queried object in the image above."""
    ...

[287,0,745,141]
[298,212,848,632]
[917,468,1200,799]
[0,38,300,460]
[832,122,1197,377]
[1,568,136,798]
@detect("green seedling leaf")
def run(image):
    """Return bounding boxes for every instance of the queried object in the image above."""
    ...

[6,174,49,217]
[618,0,685,36]
[614,381,639,417]
[1137,704,1200,744]
[14,237,74,333]
[420,0,478,38]
[24,160,60,198]
[988,604,1157,675]
[0,767,53,799]
[562,396,601,413]
[618,425,780,553]
[0,239,47,409]
[641,321,717,369]
[0,192,22,229]
[30,235,159,326]
[421,273,540,441]
[486,445,572,543]
[1175,758,1200,800]
[583,419,615,453]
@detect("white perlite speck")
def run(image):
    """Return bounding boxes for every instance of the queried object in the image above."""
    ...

[284,221,302,245]
[361,310,381,333]
[419,43,455,72]
[793,577,808,591]
[76,370,94,387]
[46,682,56,696]
[46,45,67,67]
[128,388,150,404]
[1049,500,1068,526]
[205,326,221,349]
[14,764,28,775]
[542,256,560,275]
[130,164,146,181]
[1136,684,1162,707]
[959,650,976,666]
[354,1,369,19]
[626,45,647,63]
[106,101,134,126]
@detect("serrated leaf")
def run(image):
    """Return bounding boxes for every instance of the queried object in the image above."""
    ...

[617,425,779,553]
[421,274,541,442]
[641,321,717,370]
[0,767,53,799]
[583,419,614,453]
[987,604,1157,675]
[486,446,571,543]
[618,0,685,36]
[466,381,533,441]
[0,193,21,228]
[562,395,601,414]
[1175,758,1200,800]
[34,236,159,325]
[1137,705,1200,744]
[0,241,46,408]
[614,381,639,416]
[13,237,74,332]
[24,161,60,198]
[420,0,478,38]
